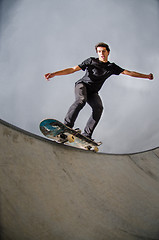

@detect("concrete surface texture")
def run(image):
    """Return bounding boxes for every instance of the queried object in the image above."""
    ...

[0,119,159,240]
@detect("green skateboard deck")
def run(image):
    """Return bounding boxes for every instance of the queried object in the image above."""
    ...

[39,119,102,152]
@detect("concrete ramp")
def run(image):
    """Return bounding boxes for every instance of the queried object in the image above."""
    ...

[0,119,159,240]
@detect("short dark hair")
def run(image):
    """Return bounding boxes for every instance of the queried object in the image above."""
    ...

[95,42,110,53]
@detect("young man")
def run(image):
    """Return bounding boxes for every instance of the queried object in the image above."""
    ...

[45,42,153,140]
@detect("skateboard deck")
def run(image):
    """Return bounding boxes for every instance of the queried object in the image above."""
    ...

[39,119,102,152]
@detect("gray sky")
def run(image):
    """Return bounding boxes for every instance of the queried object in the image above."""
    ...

[0,0,159,153]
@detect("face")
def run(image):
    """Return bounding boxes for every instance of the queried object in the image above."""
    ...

[96,47,109,62]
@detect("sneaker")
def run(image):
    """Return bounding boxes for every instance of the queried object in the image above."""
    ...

[65,123,73,129]
[82,133,94,141]
[75,128,81,134]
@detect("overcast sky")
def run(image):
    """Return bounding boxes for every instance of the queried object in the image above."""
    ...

[0,0,159,153]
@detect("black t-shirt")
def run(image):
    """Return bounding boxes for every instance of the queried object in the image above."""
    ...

[76,57,125,93]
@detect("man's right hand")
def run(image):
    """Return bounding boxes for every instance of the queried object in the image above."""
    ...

[44,73,55,81]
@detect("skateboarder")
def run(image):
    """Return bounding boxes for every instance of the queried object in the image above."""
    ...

[45,42,153,139]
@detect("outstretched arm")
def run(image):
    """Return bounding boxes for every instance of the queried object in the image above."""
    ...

[45,65,81,81]
[122,70,153,80]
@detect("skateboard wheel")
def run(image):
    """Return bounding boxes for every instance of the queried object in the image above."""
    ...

[93,146,99,152]
[67,134,75,143]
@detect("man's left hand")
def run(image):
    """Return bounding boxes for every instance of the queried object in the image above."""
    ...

[148,73,154,80]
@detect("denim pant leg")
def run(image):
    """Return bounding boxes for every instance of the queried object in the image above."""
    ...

[64,83,87,128]
[83,93,103,138]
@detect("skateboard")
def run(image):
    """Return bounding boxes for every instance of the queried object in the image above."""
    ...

[39,119,102,152]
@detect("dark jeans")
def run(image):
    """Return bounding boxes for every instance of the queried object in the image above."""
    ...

[64,83,103,138]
